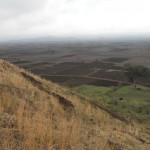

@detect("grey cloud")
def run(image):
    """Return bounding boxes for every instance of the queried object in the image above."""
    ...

[0,0,46,19]
[0,0,45,11]
[0,0,150,40]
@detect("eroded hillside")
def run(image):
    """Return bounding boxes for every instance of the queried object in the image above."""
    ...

[0,59,149,150]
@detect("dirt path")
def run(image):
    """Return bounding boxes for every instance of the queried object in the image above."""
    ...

[85,69,100,77]
[41,74,129,84]
[41,74,150,87]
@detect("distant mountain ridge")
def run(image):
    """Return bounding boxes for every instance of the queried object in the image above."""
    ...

[1,34,150,43]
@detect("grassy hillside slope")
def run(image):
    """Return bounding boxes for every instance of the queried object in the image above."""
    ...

[0,59,149,150]
[73,85,150,125]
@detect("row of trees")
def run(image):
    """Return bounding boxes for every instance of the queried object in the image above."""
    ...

[123,64,150,89]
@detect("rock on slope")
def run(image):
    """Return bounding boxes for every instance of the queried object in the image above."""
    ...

[0,59,149,150]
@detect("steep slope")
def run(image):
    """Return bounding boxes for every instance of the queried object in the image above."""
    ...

[0,59,149,150]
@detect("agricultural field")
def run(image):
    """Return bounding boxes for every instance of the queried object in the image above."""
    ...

[0,40,150,88]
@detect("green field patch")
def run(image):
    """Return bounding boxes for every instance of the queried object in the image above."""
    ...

[73,85,111,96]
[90,68,101,71]
[106,69,121,72]
[73,85,150,125]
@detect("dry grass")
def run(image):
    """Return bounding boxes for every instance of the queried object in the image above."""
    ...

[0,59,149,150]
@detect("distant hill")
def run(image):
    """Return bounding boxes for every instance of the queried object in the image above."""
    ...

[0,59,149,150]
[1,34,150,44]
[0,35,101,44]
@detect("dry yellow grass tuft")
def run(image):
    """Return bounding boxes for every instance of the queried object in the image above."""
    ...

[0,59,149,150]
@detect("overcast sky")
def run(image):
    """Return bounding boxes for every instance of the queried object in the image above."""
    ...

[0,0,150,40]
